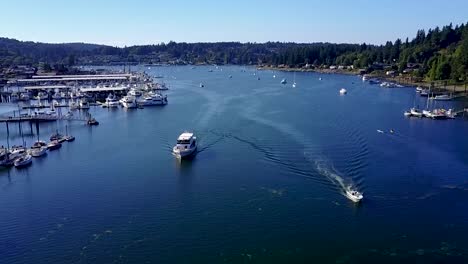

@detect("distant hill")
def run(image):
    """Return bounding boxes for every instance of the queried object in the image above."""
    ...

[1,22,467,83]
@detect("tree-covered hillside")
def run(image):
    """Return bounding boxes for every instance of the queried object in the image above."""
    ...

[1,22,467,82]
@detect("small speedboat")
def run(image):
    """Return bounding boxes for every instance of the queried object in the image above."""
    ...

[292,82,296,88]
[14,154,32,168]
[281,78,287,84]
[173,132,197,159]
[345,188,363,203]
[47,140,62,150]
[339,88,347,95]
[200,83,204,88]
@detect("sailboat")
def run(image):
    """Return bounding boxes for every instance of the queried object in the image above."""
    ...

[0,122,15,167]
[292,72,297,87]
[64,125,75,142]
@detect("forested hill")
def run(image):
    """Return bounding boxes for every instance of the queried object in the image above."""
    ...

[1,22,467,82]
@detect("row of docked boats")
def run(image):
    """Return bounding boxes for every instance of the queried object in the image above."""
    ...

[404,107,456,119]
[0,129,74,168]
[101,90,168,108]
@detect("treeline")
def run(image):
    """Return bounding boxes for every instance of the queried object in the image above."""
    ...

[0,22,467,82]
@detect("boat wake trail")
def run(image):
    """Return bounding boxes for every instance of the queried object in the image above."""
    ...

[311,156,358,197]
[237,102,367,197]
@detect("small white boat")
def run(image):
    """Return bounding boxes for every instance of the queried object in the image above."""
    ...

[273,75,276,78]
[339,88,347,95]
[410,108,423,117]
[30,146,47,157]
[362,75,368,81]
[200,83,204,88]
[345,188,363,203]
[319,77,322,81]
[416,86,423,93]
[432,94,452,101]
[377,130,384,133]
[173,132,197,159]
[281,78,287,84]
[422,110,433,118]
[14,154,32,168]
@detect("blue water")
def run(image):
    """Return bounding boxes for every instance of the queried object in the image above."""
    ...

[1,66,467,263]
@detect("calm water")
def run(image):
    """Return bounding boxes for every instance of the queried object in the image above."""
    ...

[1,66,467,263]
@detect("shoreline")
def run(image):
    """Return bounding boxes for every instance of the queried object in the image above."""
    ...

[257,66,468,94]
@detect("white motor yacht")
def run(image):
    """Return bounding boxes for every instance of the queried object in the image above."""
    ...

[103,94,120,108]
[173,132,197,158]
[339,88,347,95]
[345,187,363,203]
[137,93,167,106]
[128,88,142,97]
[120,95,137,108]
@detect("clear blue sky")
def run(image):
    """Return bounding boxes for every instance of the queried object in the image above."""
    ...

[1,0,467,46]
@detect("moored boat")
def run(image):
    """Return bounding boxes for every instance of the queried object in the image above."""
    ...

[14,154,32,168]
[30,146,48,157]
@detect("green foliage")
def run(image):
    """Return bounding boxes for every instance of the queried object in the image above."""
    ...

[1,22,467,82]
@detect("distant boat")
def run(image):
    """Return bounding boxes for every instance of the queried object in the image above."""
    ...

[229,75,233,79]
[281,78,287,84]
[273,75,276,78]
[431,94,453,101]
[292,72,297,87]
[319,77,322,81]
[200,83,204,88]
[339,88,347,95]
